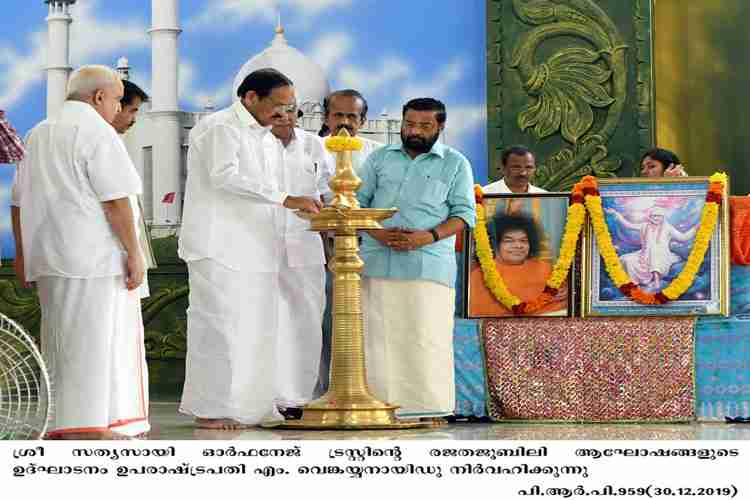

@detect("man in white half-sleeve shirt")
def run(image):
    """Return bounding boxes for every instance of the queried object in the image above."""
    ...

[268,107,334,418]
[178,68,323,429]
[483,145,547,194]
[11,65,148,440]
[112,79,156,298]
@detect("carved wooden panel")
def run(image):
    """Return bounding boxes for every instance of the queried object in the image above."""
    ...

[487,0,655,189]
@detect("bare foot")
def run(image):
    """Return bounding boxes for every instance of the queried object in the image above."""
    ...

[194,418,254,430]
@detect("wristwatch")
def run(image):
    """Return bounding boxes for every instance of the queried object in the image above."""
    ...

[429,228,440,242]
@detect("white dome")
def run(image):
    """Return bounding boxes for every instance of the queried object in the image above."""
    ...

[233,26,330,107]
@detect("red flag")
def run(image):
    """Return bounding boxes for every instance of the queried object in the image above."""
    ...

[162,192,176,204]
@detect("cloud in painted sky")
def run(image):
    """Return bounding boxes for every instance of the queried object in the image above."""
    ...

[179,60,234,111]
[0,0,148,110]
[308,32,353,73]
[337,57,411,95]
[399,59,464,102]
[187,0,353,30]
[443,104,486,153]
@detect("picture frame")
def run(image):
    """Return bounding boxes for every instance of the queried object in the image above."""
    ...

[463,193,575,318]
[582,176,730,317]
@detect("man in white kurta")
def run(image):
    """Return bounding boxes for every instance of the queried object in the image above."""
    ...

[178,68,323,428]
[11,66,148,439]
[269,111,334,413]
[313,89,382,398]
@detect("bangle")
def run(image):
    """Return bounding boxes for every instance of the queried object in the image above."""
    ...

[429,228,440,242]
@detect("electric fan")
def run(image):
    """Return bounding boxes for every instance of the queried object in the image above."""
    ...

[0,314,51,439]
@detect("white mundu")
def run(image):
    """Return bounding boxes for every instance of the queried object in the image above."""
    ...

[12,101,149,438]
[179,102,332,423]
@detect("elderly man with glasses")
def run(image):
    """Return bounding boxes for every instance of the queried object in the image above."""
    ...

[267,100,334,419]
[179,68,324,429]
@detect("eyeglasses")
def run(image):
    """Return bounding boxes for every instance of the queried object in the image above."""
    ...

[267,100,298,115]
[276,103,298,114]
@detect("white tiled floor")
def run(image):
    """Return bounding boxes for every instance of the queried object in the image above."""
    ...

[146,403,750,440]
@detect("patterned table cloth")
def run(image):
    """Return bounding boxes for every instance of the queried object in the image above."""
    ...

[483,317,695,422]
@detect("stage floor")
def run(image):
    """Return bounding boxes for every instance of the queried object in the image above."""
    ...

[146,403,750,440]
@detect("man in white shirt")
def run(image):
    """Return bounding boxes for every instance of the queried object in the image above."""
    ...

[483,145,547,194]
[268,107,333,418]
[319,89,381,172]
[178,68,322,429]
[11,65,148,439]
[112,80,156,293]
[313,89,381,399]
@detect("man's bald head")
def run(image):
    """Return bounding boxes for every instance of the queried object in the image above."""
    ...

[66,65,124,125]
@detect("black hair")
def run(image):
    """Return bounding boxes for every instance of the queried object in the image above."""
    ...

[121,80,149,107]
[501,145,534,166]
[318,124,330,137]
[492,213,541,258]
[236,68,293,99]
[402,97,446,124]
[323,89,368,121]
[640,148,681,171]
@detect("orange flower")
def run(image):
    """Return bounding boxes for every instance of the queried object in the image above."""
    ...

[630,288,659,305]
[581,176,598,189]
[474,184,484,204]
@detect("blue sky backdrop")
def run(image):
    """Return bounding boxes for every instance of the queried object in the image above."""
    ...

[0,0,488,256]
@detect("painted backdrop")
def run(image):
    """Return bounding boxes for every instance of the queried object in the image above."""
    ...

[0,0,489,256]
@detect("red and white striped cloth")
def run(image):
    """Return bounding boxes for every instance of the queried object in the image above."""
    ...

[0,110,25,164]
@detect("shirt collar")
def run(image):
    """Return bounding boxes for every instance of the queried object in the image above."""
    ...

[63,100,111,127]
[387,140,446,159]
[278,127,300,149]
[232,100,270,132]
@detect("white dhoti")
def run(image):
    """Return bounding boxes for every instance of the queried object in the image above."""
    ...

[180,258,324,423]
[276,265,325,408]
[37,275,149,438]
[363,277,455,418]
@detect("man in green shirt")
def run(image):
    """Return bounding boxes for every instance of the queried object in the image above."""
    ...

[357,98,476,421]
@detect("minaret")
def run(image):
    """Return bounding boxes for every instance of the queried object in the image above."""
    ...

[45,0,76,117]
[149,0,182,226]
[116,57,131,81]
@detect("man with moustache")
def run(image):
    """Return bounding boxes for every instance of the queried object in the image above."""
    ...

[111,80,156,288]
[11,65,148,439]
[319,89,380,171]
[111,80,149,135]
[268,105,334,418]
[179,68,322,429]
[313,89,380,398]
[483,145,546,194]
[357,98,476,421]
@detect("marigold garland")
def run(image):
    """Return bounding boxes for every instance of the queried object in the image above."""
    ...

[472,184,586,315]
[473,173,728,311]
[325,135,363,153]
[583,172,727,305]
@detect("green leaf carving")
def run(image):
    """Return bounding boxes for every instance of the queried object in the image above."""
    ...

[518,47,615,143]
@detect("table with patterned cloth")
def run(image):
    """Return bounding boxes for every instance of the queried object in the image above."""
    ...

[482,317,695,422]
[453,318,487,417]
